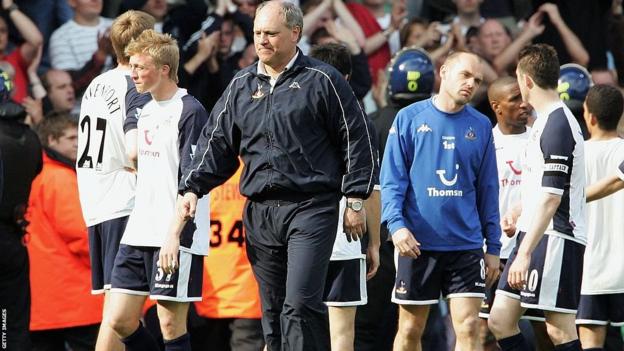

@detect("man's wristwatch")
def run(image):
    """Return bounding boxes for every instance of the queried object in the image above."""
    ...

[346,199,364,212]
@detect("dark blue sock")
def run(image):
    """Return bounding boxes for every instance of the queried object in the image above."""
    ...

[164,333,191,351]
[498,332,531,351]
[555,339,582,351]
[121,323,161,351]
[582,348,603,351]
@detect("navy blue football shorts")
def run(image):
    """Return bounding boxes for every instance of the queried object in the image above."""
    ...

[498,231,584,314]
[576,293,624,326]
[110,244,203,302]
[324,257,367,306]
[88,216,129,294]
[393,249,486,305]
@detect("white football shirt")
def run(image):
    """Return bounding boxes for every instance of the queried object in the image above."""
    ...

[581,138,624,294]
[121,88,211,255]
[77,67,150,226]
[492,126,530,259]
[516,101,586,244]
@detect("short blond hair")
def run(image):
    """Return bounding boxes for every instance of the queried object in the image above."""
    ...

[111,10,155,65]
[125,30,179,83]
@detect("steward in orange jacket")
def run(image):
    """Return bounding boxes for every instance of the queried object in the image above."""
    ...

[26,115,103,347]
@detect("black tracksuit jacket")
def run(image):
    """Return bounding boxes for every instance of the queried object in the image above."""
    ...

[180,51,377,200]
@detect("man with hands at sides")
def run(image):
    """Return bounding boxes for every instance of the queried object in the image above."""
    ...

[174,2,376,350]
[381,50,501,351]
[106,30,210,351]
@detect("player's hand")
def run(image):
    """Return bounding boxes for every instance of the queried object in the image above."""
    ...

[366,243,380,280]
[159,234,180,275]
[501,207,520,238]
[484,253,500,289]
[391,228,420,258]
[507,252,530,290]
[343,204,366,242]
[177,192,198,219]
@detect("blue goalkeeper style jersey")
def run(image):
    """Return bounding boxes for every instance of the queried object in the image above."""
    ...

[381,97,501,255]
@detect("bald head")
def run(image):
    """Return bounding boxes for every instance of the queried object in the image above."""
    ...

[439,51,484,107]
[488,76,517,103]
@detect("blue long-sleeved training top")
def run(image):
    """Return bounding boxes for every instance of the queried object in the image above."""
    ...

[381,98,501,255]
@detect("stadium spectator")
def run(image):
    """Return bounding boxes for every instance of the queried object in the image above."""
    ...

[532,0,609,70]
[302,0,365,54]
[234,0,258,19]
[18,0,73,73]
[49,0,114,96]
[0,0,43,104]
[41,69,77,116]
[479,14,543,76]
[0,68,41,351]
[27,113,104,351]
[608,0,624,87]
[399,17,443,50]
[347,0,406,85]
[22,45,46,126]
[450,0,485,36]
[533,0,592,68]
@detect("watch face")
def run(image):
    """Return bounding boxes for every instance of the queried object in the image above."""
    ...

[350,201,363,211]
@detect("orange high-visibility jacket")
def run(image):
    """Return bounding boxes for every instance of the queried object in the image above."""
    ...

[195,165,262,319]
[27,151,103,331]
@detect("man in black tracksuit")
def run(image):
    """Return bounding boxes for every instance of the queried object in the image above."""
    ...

[0,86,42,351]
[175,1,376,350]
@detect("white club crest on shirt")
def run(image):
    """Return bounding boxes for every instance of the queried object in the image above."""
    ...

[252,83,265,99]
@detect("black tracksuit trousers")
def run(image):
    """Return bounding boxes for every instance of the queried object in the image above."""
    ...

[244,192,339,351]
